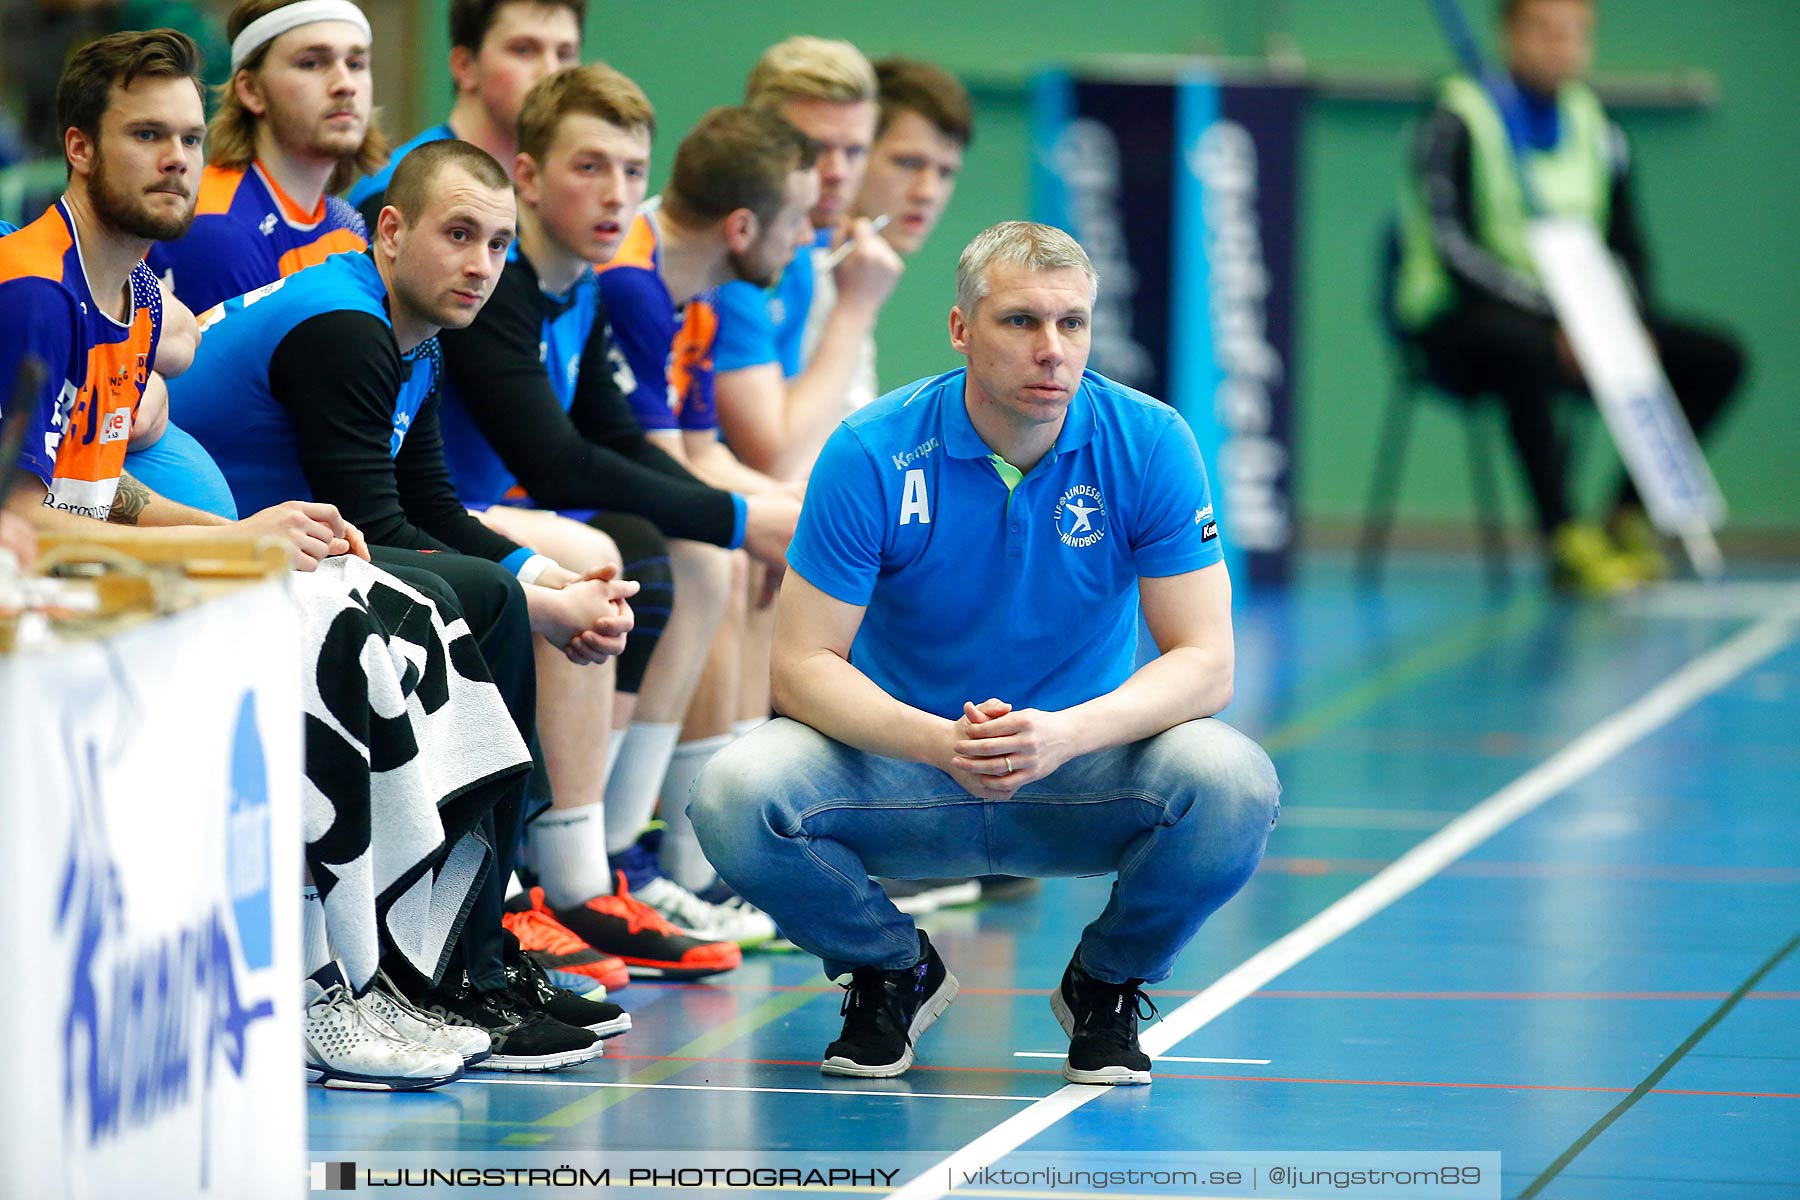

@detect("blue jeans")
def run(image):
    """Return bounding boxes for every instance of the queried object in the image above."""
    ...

[688,717,1280,983]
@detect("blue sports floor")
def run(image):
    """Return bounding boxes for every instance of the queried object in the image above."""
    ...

[308,552,1800,1198]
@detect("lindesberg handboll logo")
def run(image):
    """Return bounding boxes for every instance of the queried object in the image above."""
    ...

[1054,484,1106,548]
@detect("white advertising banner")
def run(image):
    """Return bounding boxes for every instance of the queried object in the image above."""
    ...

[0,580,304,1200]
[1526,216,1727,570]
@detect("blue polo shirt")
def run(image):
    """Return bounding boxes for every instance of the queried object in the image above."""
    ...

[787,367,1223,719]
[712,228,828,377]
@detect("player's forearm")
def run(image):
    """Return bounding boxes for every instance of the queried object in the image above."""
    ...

[773,311,874,477]
[687,438,782,496]
[23,499,186,543]
[1061,643,1235,756]
[106,472,231,528]
[16,489,219,548]
[772,647,953,767]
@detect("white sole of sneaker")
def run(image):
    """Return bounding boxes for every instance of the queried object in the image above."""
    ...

[819,970,960,1079]
[1049,986,1153,1086]
[306,1064,463,1091]
[587,1013,632,1039]
[541,968,608,999]
[471,1044,605,1072]
[886,881,983,917]
[1061,1062,1152,1086]
[663,920,779,948]
[623,961,734,980]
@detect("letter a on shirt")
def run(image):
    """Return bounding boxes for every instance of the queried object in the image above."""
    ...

[900,467,931,525]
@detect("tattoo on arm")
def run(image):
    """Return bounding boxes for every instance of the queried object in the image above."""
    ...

[107,472,151,525]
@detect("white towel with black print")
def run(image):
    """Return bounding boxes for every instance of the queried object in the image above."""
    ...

[292,555,531,991]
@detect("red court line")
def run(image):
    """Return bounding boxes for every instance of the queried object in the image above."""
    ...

[598,1054,1799,1100]
[643,982,1800,1001]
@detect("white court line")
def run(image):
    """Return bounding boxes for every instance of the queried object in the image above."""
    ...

[1013,1052,1271,1065]
[458,1076,1042,1103]
[1621,579,1800,621]
[887,604,1800,1200]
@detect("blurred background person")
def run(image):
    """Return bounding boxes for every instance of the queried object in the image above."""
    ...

[1392,0,1746,594]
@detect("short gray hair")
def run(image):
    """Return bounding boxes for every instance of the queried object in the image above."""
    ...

[954,221,1098,316]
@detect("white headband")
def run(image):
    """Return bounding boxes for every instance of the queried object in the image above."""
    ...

[230,0,372,72]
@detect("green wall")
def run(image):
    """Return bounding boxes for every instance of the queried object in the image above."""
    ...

[410,0,1798,535]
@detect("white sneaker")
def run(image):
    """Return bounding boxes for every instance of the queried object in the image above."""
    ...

[878,877,982,916]
[634,875,778,946]
[304,965,464,1091]
[365,972,493,1066]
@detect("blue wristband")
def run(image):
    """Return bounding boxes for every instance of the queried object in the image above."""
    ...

[499,546,536,576]
[727,493,748,551]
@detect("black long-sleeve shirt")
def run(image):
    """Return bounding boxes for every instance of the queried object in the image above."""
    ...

[436,249,741,547]
[269,309,524,562]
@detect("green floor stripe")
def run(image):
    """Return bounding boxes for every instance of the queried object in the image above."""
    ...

[1519,930,1800,1199]
[506,990,822,1140]
[1262,594,1543,755]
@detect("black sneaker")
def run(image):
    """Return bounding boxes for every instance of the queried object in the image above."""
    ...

[820,931,959,1078]
[408,971,603,1072]
[1049,955,1158,1085]
[504,947,632,1039]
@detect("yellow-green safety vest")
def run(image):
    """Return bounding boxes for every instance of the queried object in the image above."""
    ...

[1395,74,1612,330]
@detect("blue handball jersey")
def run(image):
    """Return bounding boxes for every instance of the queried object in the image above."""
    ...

[146,160,368,315]
[595,208,721,433]
[785,368,1224,719]
[712,228,827,378]
[165,252,438,515]
[0,205,162,521]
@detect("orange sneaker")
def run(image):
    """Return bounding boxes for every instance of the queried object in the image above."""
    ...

[503,889,629,993]
[550,874,741,980]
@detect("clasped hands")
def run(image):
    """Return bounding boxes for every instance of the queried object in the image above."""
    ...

[532,561,638,665]
[944,697,1076,799]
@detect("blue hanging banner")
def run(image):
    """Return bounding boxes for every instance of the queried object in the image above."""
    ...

[1033,68,1305,589]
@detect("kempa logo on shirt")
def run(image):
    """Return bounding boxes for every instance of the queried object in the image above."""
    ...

[891,436,939,470]
[1195,503,1218,541]
[259,213,278,236]
[1054,484,1106,548]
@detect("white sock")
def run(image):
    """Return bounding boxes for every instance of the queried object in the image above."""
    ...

[658,733,733,893]
[603,721,681,855]
[601,727,627,785]
[731,716,769,739]
[528,805,614,908]
[301,885,333,975]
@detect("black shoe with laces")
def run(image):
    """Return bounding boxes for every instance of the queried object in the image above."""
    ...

[1050,954,1158,1085]
[820,930,958,1078]
[406,971,603,1072]
[503,946,632,1039]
